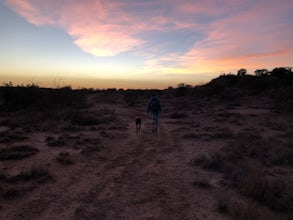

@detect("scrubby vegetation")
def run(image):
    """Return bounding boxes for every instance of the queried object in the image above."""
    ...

[0,145,39,160]
[191,130,293,214]
[0,66,292,219]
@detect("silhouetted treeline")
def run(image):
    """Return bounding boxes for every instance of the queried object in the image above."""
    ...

[1,66,292,112]
[0,84,88,111]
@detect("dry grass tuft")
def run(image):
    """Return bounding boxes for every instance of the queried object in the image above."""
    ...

[56,151,74,165]
[192,130,293,214]
[0,145,39,160]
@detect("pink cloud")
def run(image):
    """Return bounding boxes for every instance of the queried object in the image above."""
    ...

[4,0,293,73]
[178,0,293,72]
[5,0,145,56]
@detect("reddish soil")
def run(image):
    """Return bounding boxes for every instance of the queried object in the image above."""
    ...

[0,93,291,219]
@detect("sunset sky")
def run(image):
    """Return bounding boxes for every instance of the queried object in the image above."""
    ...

[1,0,292,89]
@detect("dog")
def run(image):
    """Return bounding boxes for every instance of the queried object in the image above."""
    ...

[135,114,142,133]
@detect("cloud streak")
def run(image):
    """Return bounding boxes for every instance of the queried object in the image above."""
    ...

[4,0,293,75]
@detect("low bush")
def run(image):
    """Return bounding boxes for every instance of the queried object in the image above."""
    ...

[0,145,39,160]
[170,112,188,119]
[193,131,293,214]
[56,151,73,165]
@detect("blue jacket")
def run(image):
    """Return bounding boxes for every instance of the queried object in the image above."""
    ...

[147,96,161,114]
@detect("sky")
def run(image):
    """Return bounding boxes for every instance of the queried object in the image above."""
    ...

[0,0,292,89]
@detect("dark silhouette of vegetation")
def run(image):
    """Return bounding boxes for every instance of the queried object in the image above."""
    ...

[0,84,87,111]
[237,68,247,76]
[254,69,268,76]
[0,145,39,160]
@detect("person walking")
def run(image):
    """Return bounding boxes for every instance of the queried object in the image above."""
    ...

[147,94,161,132]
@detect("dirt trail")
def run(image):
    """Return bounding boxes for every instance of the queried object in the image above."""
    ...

[0,101,229,220]
[69,105,227,220]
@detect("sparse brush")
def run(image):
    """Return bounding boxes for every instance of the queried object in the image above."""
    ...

[2,187,19,199]
[14,166,52,183]
[56,151,73,165]
[212,127,234,139]
[216,192,230,213]
[46,136,66,147]
[170,112,188,119]
[0,145,39,160]
[230,201,259,220]
[196,130,293,214]
[192,177,211,188]
[81,145,102,155]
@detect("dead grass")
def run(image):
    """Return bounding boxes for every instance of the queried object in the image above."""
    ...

[0,145,39,160]
[192,177,212,188]
[0,130,28,143]
[81,137,103,155]
[191,130,293,214]
[0,165,51,199]
[170,112,188,119]
[46,136,66,147]
[12,166,51,183]
[56,151,74,165]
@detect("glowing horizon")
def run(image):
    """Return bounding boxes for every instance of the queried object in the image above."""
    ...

[0,0,292,89]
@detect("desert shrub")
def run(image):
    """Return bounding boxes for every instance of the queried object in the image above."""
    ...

[65,108,116,126]
[0,165,51,199]
[0,131,28,143]
[56,151,73,165]
[46,136,66,147]
[212,127,234,139]
[65,111,101,126]
[274,85,293,112]
[170,112,188,119]
[216,192,230,213]
[192,177,211,188]
[81,138,103,155]
[12,166,51,183]
[181,132,200,139]
[230,201,265,220]
[81,145,102,154]
[0,145,39,160]
[175,83,193,96]
[2,187,19,199]
[123,89,140,106]
[192,131,293,213]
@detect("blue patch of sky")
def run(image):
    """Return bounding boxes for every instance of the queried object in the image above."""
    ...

[0,3,92,63]
[0,2,145,72]
[139,29,202,54]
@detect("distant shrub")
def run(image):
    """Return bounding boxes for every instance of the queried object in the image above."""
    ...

[0,145,39,160]
[46,136,66,147]
[170,112,188,119]
[56,151,73,165]
[274,85,293,112]
[216,192,230,213]
[0,86,87,111]
[13,166,51,183]
[192,177,211,188]
[0,131,28,143]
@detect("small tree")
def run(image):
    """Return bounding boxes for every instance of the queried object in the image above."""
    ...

[237,68,247,76]
[254,69,268,76]
[271,67,292,77]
